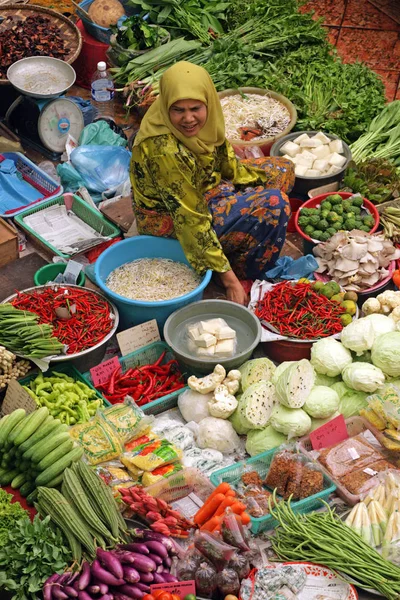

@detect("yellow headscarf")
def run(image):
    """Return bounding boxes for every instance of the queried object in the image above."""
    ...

[134,61,226,155]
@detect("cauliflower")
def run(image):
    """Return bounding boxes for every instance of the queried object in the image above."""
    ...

[208,384,238,418]
[362,297,382,316]
[222,369,241,395]
[188,364,226,394]
[390,306,400,323]
[377,291,400,312]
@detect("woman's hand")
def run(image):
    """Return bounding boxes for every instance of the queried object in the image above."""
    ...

[219,270,249,306]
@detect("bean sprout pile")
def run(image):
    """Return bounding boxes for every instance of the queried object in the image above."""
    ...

[220,93,291,140]
[106,258,201,302]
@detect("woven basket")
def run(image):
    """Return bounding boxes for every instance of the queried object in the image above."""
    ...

[0,4,82,83]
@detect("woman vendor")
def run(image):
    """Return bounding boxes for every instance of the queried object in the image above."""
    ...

[130,61,294,305]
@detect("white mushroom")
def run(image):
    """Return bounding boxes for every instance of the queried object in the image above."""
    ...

[340,240,368,260]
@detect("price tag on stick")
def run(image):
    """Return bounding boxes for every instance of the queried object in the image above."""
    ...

[309,413,349,451]
[90,356,120,387]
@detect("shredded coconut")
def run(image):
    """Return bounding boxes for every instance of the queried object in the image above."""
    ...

[220,93,291,141]
[106,258,201,302]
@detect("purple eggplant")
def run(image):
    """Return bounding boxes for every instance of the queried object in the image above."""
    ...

[147,553,162,566]
[163,556,172,569]
[99,596,113,600]
[114,595,137,600]
[44,574,60,600]
[119,543,149,555]
[112,551,136,565]
[97,549,124,579]
[78,592,94,600]
[160,573,179,583]
[66,572,80,586]
[152,573,166,584]
[156,565,164,574]
[118,584,146,599]
[53,586,69,600]
[78,562,91,591]
[87,586,100,595]
[129,530,178,555]
[91,560,125,587]
[123,553,156,573]
[138,572,153,583]
[64,586,79,598]
[135,583,150,593]
[144,541,168,559]
[122,566,140,584]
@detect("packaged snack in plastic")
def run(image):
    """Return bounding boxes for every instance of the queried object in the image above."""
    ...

[101,401,153,443]
[93,461,132,486]
[264,450,303,499]
[141,462,183,487]
[176,548,204,581]
[194,530,236,568]
[228,552,251,580]
[361,384,400,431]
[125,431,158,452]
[70,416,123,464]
[340,459,394,495]
[195,561,218,596]
[216,567,240,597]
[298,463,324,499]
[318,433,382,478]
[121,438,182,471]
[221,508,250,551]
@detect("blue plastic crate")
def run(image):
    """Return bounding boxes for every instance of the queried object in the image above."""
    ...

[210,447,336,534]
[0,152,62,218]
[83,341,189,415]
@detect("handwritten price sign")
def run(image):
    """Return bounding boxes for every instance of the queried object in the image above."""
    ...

[309,413,349,450]
[151,580,196,598]
[90,356,120,387]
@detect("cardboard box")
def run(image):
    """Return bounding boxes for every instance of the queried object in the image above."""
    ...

[0,218,18,268]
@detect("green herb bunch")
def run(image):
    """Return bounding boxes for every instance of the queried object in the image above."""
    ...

[0,489,27,545]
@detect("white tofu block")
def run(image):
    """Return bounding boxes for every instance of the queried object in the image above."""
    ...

[299,149,316,160]
[313,159,329,172]
[196,333,217,348]
[293,133,310,144]
[329,152,347,168]
[216,326,236,340]
[296,154,314,168]
[197,345,216,357]
[280,141,300,157]
[282,154,295,162]
[314,132,331,144]
[329,139,344,154]
[214,339,235,357]
[327,165,342,175]
[199,318,227,335]
[305,169,322,177]
[299,138,323,148]
[295,165,308,176]
[312,145,330,159]
[187,324,200,342]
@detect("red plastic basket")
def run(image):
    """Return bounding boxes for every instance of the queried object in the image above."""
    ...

[294,191,380,244]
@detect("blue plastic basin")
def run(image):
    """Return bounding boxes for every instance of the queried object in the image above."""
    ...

[94,236,212,330]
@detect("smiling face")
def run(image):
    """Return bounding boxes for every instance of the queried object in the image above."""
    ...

[169,99,207,137]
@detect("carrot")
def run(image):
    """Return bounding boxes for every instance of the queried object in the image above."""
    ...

[226,489,236,498]
[200,516,221,531]
[215,496,235,517]
[208,483,230,500]
[230,501,247,515]
[239,511,251,525]
[194,493,225,525]
[212,520,221,533]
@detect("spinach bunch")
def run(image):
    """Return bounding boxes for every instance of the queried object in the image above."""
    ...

[114,15,168,50]
[0,515,71,600]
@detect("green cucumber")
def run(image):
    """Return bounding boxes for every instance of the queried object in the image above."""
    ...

[19,481,35,497]
[31,431,71,464]
[37,439,74,472]
[26,489,38,506]
[11,473,26,489]
[18,416,60,454]
[23,426,68,462]
[0,469,19,486]
[0,409,26,446]
[8,414,32,445]
[35,446,83,486]
[14,407,49,446]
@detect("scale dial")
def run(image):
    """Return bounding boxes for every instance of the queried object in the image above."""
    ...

[38,98,84,152]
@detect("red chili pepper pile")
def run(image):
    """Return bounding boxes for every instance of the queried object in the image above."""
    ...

[255,281,346,339]
[120,486,193,537]
[12,287,114,354]
[96,351,185,405]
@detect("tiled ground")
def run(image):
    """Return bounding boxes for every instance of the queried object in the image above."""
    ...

[299,0,400,101]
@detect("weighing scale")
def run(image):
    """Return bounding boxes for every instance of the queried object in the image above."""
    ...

[5,56,85,160]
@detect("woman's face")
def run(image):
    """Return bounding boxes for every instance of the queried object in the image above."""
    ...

[169,99,207,137]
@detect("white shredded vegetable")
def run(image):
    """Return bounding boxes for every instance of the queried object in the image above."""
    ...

[220,93,291,141]
[106,258,201,302]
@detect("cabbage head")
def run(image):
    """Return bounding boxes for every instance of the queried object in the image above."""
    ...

[275,359,315,408]
[310,338,352,377]
[229,396,251,435]
[303,386,340,419]
[271,361,295,385]
[341,318,375,356]
[314,373,341,387]
[245,426,286,456]
[371,332,400,377]
[331,382,368,418]
[270,405,312,438]
[238,358,276,392]
[365,314,396,337]
[342,362,385,392]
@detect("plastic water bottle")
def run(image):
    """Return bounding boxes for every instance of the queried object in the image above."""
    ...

[91,61,115,119]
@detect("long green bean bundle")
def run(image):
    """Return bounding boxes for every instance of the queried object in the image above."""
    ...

[270,497,400,600]
[0,304,64,359]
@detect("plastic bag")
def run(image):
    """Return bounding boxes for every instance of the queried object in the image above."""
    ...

[70,416,123,465]
[178,388,211,423]
[197,417,241,454]
[176,548,204,581]
[141,462,183,487]
[102,400,153,443]
[264,450,303,499]
[70,145,131,193]
[216,567,240,597]
[195,561,217,597]
[78,120,127,147]
[265,255,319,280]
[228,552,251,580]
[121,438,181,471]
[318,433,383,478]
[194,530,236,569]
[221,508,250,551]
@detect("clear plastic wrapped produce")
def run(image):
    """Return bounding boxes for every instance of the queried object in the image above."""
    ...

[194,530,236,568]
[216,567,240,597]
[221,508,250,551]
[228,552,251,580]
[195,561,218,597]
[176,548,203,581]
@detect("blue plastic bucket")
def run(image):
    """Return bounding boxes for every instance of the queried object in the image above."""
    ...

[94,236,212,330]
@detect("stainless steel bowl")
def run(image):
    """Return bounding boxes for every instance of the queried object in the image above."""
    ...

[2,284,119,371]
[7,56,76,98]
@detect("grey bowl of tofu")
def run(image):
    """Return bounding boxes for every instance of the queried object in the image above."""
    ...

[270,130,352,196]
[164,299,262,375]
